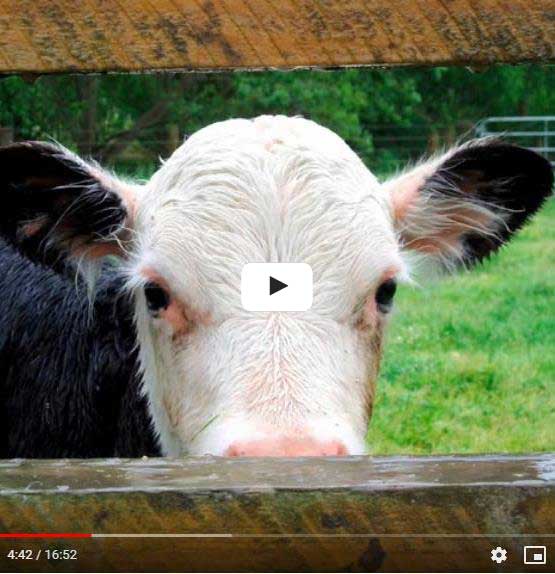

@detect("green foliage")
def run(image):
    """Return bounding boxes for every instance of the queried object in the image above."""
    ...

[2,65,555,176]
[368,199,555,454]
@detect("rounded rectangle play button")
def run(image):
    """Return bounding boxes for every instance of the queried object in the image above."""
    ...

[241,263,313,311]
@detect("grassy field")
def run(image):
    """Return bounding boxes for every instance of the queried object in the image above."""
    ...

[367,198,555,455]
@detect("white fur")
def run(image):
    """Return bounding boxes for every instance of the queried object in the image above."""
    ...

[125,116,406,455]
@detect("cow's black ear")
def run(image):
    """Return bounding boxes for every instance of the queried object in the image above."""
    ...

[0,141,135,267]
[385,140,553,271]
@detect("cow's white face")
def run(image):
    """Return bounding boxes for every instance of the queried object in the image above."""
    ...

[2,116,551,456]
[129,116,405,456]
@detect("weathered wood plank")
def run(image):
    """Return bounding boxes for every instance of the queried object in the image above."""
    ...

[0,454,552,571]
[0,0,555,74]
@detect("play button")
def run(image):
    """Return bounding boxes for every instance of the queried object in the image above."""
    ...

[269,276,288,296]
[241,263,313,311]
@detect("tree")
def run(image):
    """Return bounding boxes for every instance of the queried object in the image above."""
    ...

[1,65,554,177]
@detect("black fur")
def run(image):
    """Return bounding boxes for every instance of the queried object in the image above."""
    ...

[0,239,160,458]
[426,142,554,265]
[0,141,128,268]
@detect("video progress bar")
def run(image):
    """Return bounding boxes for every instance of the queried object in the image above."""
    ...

[0,534,554,539]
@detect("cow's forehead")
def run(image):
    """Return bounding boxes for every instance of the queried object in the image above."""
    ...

[184,115,368,160]
[134,117,401,316]
[148,115,381,197]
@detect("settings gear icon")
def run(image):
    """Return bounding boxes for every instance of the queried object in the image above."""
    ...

[491,546,508,564]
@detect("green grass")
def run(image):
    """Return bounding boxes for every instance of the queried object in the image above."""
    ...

[367,199,555,455]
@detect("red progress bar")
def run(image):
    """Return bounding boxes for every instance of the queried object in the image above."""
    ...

[0,533,91,539]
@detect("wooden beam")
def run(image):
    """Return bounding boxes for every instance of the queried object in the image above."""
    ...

[0,1,555,74]
[0,454,552,571]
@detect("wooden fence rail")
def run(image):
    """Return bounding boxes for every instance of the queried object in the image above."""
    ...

[1,1,555,74]
[0,454,552,572]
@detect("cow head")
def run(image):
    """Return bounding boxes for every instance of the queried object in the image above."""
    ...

[1,116,551,456]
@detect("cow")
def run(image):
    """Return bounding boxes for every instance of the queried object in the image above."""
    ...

[0,115,552,458]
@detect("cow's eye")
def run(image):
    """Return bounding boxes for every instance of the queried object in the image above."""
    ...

[375,279,397,313]
[144,282,170,314]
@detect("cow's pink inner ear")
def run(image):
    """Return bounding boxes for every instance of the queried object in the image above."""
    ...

[387,164,496,261]
[390,171,427,221]
[3,142,138,263]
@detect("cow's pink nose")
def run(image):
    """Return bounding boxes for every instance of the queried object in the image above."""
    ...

[224,437,348,457]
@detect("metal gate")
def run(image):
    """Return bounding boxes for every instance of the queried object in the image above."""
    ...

[476,116,555,168]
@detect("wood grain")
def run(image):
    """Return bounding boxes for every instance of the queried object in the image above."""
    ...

[0,0,555,74]
[0,454,552,571]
